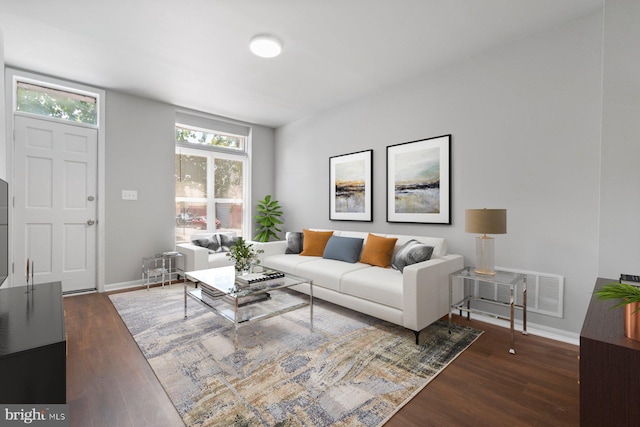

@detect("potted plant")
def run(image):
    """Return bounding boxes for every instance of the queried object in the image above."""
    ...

[595,282,640,341]
[253,195,283,242]
[226,238,264,275]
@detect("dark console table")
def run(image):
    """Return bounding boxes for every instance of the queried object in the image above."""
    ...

[580,277,640,426]
[0,282,66,403]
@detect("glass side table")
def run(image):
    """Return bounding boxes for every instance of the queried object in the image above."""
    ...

[161,251,183,284]
[142,256,167,290]
[449,266,527,354]
[142,252,183,290]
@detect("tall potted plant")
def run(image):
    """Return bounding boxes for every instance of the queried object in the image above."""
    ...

[253,195,283,242]
[595,282,640,341]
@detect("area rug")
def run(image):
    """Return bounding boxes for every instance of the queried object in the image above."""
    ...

[110,285,482,427]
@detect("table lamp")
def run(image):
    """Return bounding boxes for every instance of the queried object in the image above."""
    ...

[465,208,507,275]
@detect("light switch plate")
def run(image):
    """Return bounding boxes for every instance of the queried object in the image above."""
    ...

[122,190,138,200]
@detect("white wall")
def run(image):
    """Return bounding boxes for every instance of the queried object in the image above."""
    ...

[0,28,5,180]
[275,11,604,334]
[105,91,176,285]
[598,0,640,279]
[251,124,277,223]
[105,91,276,285]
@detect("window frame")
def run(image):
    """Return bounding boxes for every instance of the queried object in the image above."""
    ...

[12,76,100,128]
[175,123,246,152]
[175,118,251,242]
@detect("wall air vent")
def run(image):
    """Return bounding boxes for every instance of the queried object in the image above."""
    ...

[488,267,564,318]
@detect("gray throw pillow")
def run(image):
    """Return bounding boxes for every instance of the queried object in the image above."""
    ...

[219,234,240,252]
[391,239,434,272]
[322,235,364,263]
[285,231,304,254]
[192,235,223,253]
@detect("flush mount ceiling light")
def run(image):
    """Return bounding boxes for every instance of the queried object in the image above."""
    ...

[249,35,282,58]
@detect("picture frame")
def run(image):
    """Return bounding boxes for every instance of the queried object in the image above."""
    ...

[329,149,373,222]
[386,134,451,224]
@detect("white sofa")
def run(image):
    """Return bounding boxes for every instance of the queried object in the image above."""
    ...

[176,232,235,272]
[176,229,464,343]
[255,230,464,343]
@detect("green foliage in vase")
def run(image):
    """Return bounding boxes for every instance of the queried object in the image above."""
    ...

[595,282,640,313]
[253,195,283,242]
[226,238,264,273]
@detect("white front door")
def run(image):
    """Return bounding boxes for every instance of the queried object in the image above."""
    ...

[13,115,98,293]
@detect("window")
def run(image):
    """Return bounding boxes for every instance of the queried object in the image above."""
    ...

[176,125,244,151]
[15,80,98,125]
[175,114,250,244]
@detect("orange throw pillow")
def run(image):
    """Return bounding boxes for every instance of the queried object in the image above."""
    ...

[360,233,398,268]
[300,229,334,256]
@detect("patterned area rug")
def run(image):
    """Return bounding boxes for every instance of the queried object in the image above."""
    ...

[110,285,482,427]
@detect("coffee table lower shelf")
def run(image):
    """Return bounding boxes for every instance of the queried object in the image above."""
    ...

[183,268,313,347]
[185,287,311,326]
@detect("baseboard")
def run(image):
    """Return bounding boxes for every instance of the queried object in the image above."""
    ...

[104,279,183,293]
[105,279,144,292]
[451,312,580,346]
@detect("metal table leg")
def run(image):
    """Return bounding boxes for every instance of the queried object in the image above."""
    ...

[509,284,516,354]
[522,276,528,335]
[183,274,187,319]
[448,274,453,334]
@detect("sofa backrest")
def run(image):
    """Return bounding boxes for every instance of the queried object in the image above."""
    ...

[330,230,447,259]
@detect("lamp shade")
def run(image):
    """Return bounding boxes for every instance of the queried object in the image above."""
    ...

[465,209,507,235]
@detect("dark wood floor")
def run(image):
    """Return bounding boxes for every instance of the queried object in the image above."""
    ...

[64,289,579,427]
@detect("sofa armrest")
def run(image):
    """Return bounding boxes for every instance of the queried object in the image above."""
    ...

[250,240,287,264]
[176,243,211,273]
[401,254,464,331]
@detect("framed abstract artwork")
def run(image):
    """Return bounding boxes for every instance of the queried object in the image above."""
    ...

[386,134,451,224]
[329,149,373,221]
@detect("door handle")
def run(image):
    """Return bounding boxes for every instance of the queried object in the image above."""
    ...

[87,219,96,226]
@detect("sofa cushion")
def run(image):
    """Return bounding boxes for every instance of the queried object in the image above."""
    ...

[285,231,304,254]
[300,229,334,256]
[322,236,364,263]
[263,254,318,274]
[207,252,235,268]
[294,259,371,292]
[391,239,434,272]
[359,233,398,268]
[341,267,403,309]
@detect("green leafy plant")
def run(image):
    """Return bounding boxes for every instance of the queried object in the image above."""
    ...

[226,238,264,273]
[595,282,640,313]
[253,195,283,242]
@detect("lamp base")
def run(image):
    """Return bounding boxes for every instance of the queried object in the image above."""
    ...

[474,235,496,276]
[474,268,497,276]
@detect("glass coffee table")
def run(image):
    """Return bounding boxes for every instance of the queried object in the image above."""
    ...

[183,265,313,345]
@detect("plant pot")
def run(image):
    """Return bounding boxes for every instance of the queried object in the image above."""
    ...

[624,302,640,341]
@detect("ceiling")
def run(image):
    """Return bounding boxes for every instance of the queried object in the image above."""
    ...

[0,0,602,128]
